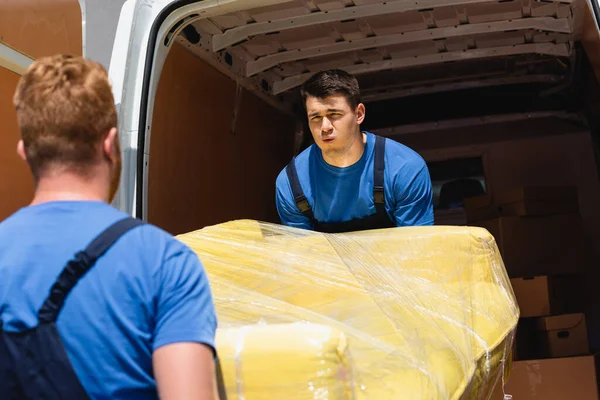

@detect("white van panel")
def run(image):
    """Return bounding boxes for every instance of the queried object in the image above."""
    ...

[78,0,128,69]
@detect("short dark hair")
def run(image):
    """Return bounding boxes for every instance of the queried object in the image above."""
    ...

[300,69,361,110]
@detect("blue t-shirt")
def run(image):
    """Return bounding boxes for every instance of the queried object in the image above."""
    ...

[276,132,434,229]
[0,200,217,399]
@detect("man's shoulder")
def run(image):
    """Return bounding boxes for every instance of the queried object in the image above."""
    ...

[378,135,427,171]
[381,135,425,162]
[117,217,196,262]
[0,201,191,260]
[85,205,181,251]
[94,205,198,265]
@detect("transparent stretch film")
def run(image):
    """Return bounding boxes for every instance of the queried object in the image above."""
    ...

[176,221,519,400]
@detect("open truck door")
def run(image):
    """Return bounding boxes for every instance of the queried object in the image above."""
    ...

[108,0,290,220]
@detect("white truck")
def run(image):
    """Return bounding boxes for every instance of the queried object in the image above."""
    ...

[3,0,600,396]
[100,0,599,230]
[100,0,600,371]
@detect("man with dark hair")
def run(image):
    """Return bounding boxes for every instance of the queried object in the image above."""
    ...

[0,55,219,399]
[275,69,434,233]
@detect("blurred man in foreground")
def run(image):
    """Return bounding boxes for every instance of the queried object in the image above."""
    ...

[0,54,219,399]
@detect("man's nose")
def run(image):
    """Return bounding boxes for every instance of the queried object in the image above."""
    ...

[321,117,333,132]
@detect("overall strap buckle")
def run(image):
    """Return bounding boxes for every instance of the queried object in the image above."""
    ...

[286,159,316,220]
[373,135,387,204]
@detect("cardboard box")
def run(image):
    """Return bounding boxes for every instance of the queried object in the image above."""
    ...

[463,193,498,222]
[537,313,589,358]
[514,313,589,360]
[475,213,587,277]
[433,208,467,226]
[495,186,578,217]
[491,355,600,399]
[510,275,583,318]
[464,185,578,223]
[515,314,590,360]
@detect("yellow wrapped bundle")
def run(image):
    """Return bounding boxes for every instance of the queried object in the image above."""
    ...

[216,323,352,399]
[177,220,519,399]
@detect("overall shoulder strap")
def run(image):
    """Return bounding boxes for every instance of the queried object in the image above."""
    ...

[38,217,145,323]
[285,158,315,220]
[373,135,386,204]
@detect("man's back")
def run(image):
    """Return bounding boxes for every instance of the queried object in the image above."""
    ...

[0,200,217,398]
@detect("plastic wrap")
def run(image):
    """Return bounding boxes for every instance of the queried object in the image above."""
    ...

[176,220,519,400]
[216,323,353,399]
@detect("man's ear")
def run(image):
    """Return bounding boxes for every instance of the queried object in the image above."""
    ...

[355,103,366,125]
[16,140,27,162]
[103,127,119,162]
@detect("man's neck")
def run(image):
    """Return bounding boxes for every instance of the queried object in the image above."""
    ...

[30,171,109,206]
[322,131,367,168]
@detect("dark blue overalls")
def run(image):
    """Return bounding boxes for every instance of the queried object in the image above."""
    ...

[0,217,144,400]
[285,134,396,233]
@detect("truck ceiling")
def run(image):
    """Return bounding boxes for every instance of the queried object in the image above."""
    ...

[171,0,584,107]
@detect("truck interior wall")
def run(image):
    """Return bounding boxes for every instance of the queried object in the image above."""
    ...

[0,68,34,221]
[411,128,600,350]
[416,130,600,218]
[581,41,600,184]
[0,0,82,222]
[579,32,600,353]
[0,0,82,59]
[148,43,295,235]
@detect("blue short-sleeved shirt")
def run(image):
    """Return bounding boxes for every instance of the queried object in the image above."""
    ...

[0,200,217,399]
[276,131,434,229]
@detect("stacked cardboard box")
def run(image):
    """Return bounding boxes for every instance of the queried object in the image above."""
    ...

[464,186,599,399]
[465,186,586,277]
